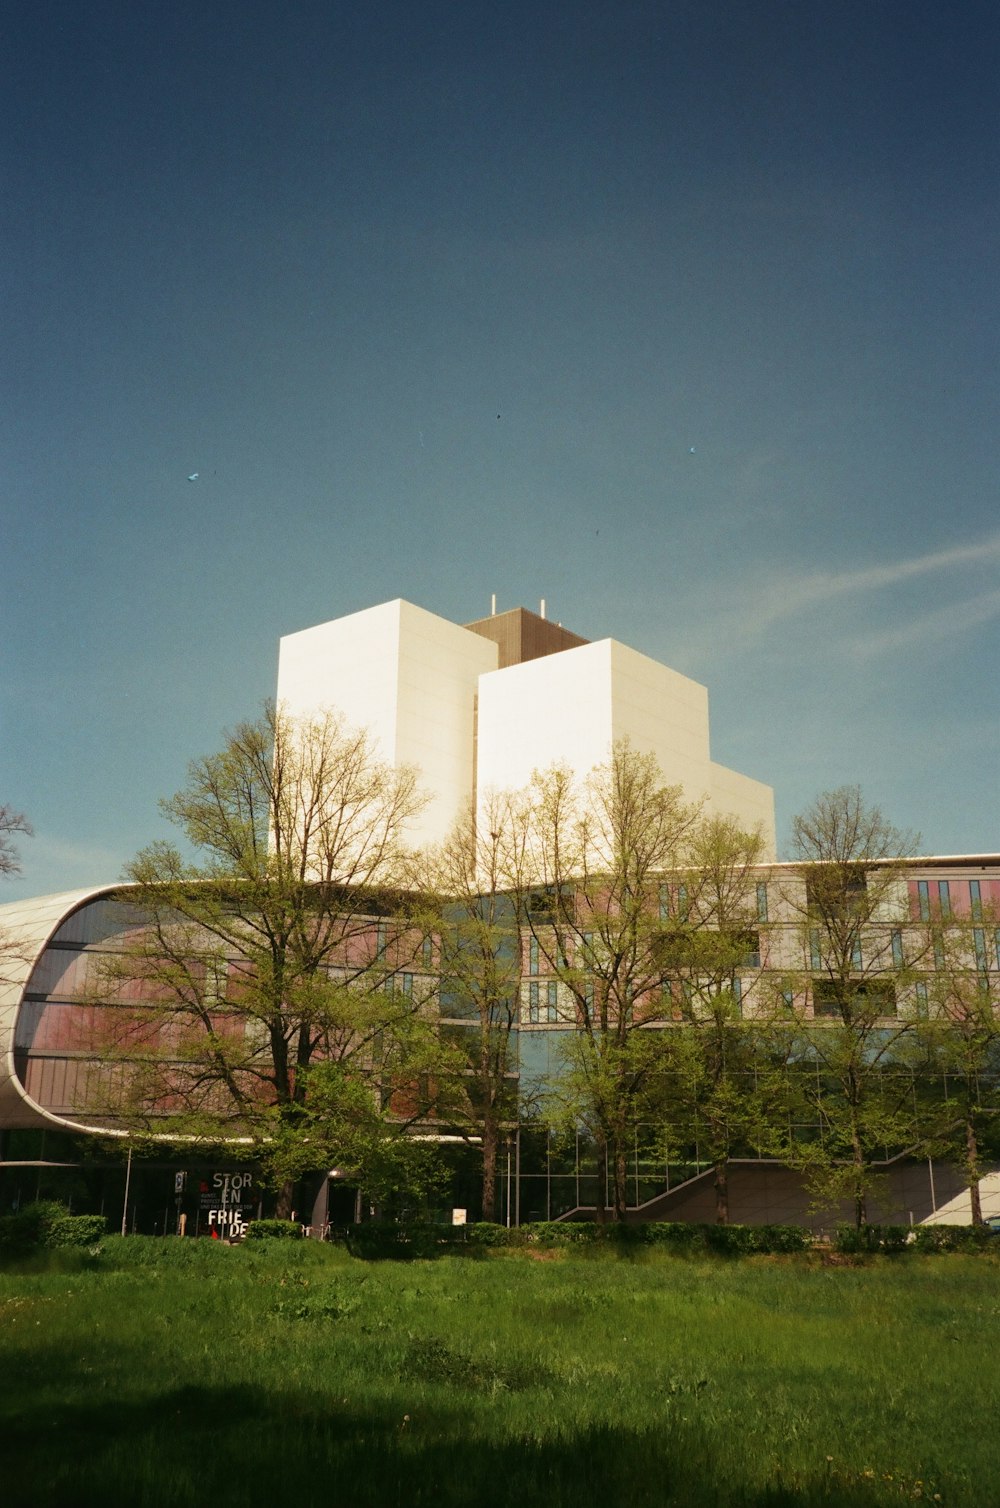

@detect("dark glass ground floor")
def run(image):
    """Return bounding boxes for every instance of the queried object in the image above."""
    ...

[0,1125,984,1234]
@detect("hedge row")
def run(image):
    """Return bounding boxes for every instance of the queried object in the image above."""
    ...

[342,1219,812,1259]
[245,1219,304,1241]
[0,1202,107,1255]
[341,1219,1000,1260]
[832,1222,998,1254]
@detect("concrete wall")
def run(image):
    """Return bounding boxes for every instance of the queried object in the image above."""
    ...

[277,600,498,850]
[709,762,777,858]
[629,1158,975,1233]
[475,635,775,850]
[393,601,498,847]
[475,640,618,803]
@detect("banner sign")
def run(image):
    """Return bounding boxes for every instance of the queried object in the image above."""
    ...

[198,1172,254,1239]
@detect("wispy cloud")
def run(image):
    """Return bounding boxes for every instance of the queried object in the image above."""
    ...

[756,532,1000,630]
[847,586,1000,659]
[677,532,1000,670]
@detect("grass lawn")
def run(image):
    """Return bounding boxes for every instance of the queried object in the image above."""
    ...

[1,1237,997,1507]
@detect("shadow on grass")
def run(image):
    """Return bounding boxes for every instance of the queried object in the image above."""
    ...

[4,1371,904,1508]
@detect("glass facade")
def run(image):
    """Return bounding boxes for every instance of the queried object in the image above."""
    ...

[5,862,1000,1227]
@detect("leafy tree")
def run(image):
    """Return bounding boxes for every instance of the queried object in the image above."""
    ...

[918,901,1000,1225]
[427,795,525,1222]
[506,742,700,1222]
[776,787,929,1228]
[646,815,792,1224]
[93,703,456,1215]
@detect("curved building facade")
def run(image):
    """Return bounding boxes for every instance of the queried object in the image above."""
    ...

[0,887,141,1135]
[4,860,1000,1229]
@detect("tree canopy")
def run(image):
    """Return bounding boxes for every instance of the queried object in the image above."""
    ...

[100,704,456,1214]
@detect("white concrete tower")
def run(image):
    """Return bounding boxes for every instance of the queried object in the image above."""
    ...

[276,599,498,850]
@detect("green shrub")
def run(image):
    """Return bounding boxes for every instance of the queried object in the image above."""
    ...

[462,1222,514,1248]
[0,1201,73,1255]
[833,1223,911,1254]
[245,1219,303,1241]
[47,1214,107,1248]
[345,1221,445,1259]
[629,1222,705,1251]
[340,1218,810,1259]
[752,1224,811,1253]
[594,1222,808,1255]
[522,1221,597,1246]
[911,1224,997,1254]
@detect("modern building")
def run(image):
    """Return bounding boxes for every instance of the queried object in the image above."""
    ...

[277,600,776,856]
[3,601,999,1230]
[3,856,1000,1229]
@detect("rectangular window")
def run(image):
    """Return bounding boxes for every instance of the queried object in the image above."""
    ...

[580,931,593,965]
[584,979,595,1014]
[756,882,768,924]
[933,933,945,971]
[659,884,669,921]
[546,981,559,1022]
[740,931,761,969]
[398,973,414,999]
[811,980,840,1019]
[529,937,539,976]
[677,884,689,921]
[809,929,822,971]
[205,959,227,1005]
[421,935,434,969]
[528,981,539,1023]
[732,975,743,1011]
[814,978,896,1019]
[376,922,388,959]
[917,881,930,922]
[938,880,951,918]
[851,937,863,970]
[970,880,983,921]
[974,928,988,974]
[781,989,795,1014]
[891,930,904,969]
[914,981,929,1019]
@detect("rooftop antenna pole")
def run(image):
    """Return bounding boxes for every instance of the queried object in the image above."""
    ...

[540,598,546,620]
[491,593,496,616]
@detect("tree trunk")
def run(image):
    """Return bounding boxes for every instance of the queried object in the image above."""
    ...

[594,1132,608,1225]
[966,1116,983,1225]
[481,1118,498,1224]
[852,1116,867,1229]
[275,1178,295,1221]
[714,1159,729,1225]
[613,1136,629,1223]
[853,1174,867,1231]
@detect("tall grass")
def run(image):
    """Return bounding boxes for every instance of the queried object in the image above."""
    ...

[1,1238,995,1506]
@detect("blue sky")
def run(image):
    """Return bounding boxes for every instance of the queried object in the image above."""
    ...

[3,1,998,899]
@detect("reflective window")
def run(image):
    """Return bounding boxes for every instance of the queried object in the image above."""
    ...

[809,930,822,970]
